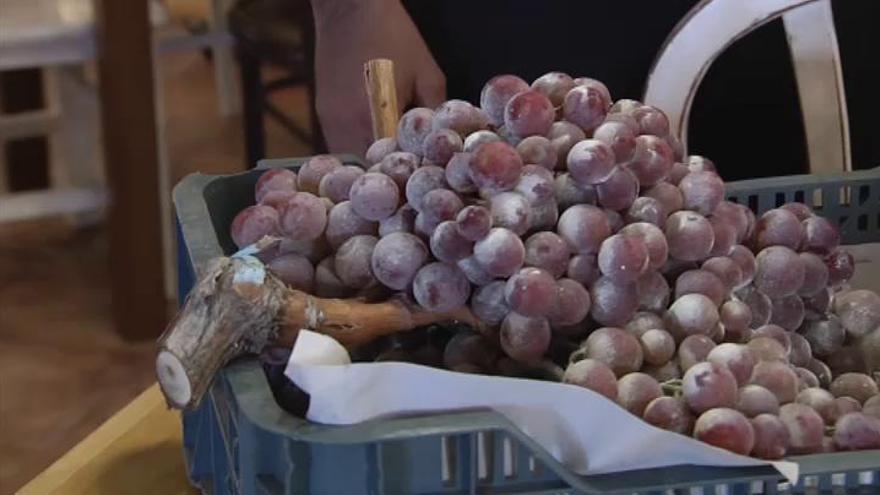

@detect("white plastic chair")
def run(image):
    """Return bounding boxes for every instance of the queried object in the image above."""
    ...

[643,0,850,175]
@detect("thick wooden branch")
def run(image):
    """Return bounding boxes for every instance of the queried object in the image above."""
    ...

[156,256,480,409]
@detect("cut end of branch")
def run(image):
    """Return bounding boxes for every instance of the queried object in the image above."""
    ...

[157,350,192,408]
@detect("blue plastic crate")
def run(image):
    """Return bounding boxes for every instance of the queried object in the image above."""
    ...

[173,160,880,495]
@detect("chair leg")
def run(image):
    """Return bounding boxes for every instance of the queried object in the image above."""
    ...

[238,49,265,168]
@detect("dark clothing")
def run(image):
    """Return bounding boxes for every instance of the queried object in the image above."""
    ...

[404,0,878,181]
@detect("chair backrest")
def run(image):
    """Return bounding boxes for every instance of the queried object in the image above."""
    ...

[643,0,851,174]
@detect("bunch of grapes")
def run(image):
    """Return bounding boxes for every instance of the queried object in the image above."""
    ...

[230,70,880,457]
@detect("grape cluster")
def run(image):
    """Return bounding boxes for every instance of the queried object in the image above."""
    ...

[229,70,880,457]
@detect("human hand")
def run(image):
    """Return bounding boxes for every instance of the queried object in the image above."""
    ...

[313,0,446,156]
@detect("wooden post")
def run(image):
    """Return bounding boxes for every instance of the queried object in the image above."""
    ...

[95,0,168,339]
[363,59,399,140]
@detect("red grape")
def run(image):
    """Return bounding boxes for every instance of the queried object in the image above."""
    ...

[636,271,671,313]
[665,294,720,339]
[585,327,643,376]
[796,387,838,425]
[370,232,429,290]
[665,211,715,262]
[754,209,804,251]
[728,245,756,288]
[500,312,551,364]
[405,165,447,212]
[597,234,650,284]
[563,358,618,400]
[617,372,662,416]
[278,237,330,264]
[751,361,799,404]
[334,235,379,289]
[779,403,824,454]
[444,152,477,194]
[567,254,600,287]
[750,414,790,459]
[549,278,591,326]
[379,151,419,190]
[643,182,684,214]
[769,295,805,331]
[515,165,555,205]
[609,99,642,114]
[314,256,351,298]
[590,277,639,327]
[317,165,363,203]
[504,267,557,317]
[524,231,570,278]
[480,75,530,127]
[470,141,523,193]
[693,408,755,455]
[412,262,471,312]
[640,329,676,366]
[297,155,342,194]
[490,192,533,235]
[432,99,488,137]
[735,286,772,328]
[516,136,557,170]
[643,361,683,382]
[278,192,328,242]
[230,205,279,248]
[737,385,780,417]
[833,413,880,450]
[834,289,880,338]
[624,311,665,337]
[674,269,726,306]
[557,204,610,254]
[463,130,502,153]
[365,137,398,165]
[796,367,820,390]
[707,343,756,386]
[746,337,788,363]
[422,128,463,165]
[802,318,846,357]
[255,168,297,202]
[470,280,508,325]
[802,215,840,254]
[266,254,314,292]
[754,246,805,298]
[626,135,673,187]
[683,361,738,413]
[457,255,495,286]
[397,107,435,155]
[644,396,694,434]
[830,373,879,404]
[349,173,400,221]
[625,197,666,228]
[421,189,464,223]
[504,90,555,138]
[325,201,377,248]
[429,221,473,263]
[631,105,670,136]
[567,139,616,185]
[473,228,525,278]
[562,84,610,133]
[677,334,716,372]
[592,120,636,163]
[554,173,597,209]
[788,332,813,368]
[620,222,668,270]
[596,166,639,211]
[454,205,492,242]
[532,71,575,107]
[548,121,586,168]
[798,252,829,296]
[678,171,723,216]
[378,204,416,237]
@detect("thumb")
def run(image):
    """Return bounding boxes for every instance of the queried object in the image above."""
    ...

[414,69,447,110]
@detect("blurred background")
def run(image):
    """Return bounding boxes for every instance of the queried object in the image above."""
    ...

[0,0,318,492]
[0,0,876,493]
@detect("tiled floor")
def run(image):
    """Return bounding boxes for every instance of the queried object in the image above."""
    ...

[0,49,313,493]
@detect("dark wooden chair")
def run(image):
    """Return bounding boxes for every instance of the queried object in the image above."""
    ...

[228,0,326,167]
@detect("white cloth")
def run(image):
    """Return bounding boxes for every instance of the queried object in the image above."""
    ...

[286,330,799,483]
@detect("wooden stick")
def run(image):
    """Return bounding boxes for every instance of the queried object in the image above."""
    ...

[156,256,481,410]
[363,58,399,140]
